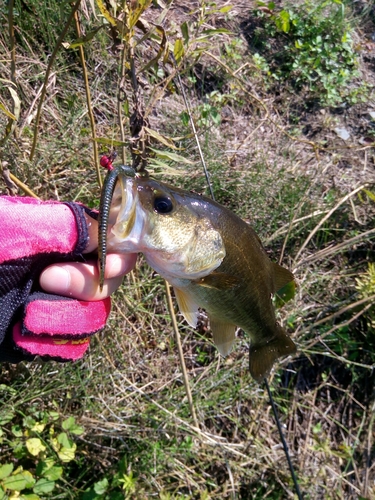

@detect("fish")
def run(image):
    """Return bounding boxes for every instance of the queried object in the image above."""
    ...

[98,166,297,381]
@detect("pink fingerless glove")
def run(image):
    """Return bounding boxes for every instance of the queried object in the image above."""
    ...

[0,196,111,363]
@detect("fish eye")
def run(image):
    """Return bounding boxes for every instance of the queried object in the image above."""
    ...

[154,195,174,214]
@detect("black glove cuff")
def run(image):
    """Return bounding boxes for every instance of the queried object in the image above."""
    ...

[63,202,90,256]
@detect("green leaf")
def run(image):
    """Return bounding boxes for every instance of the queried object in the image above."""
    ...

[278,10,290,33]
[58,445,76,462]
[0,411,15,425]
[20,494,41,500]
[181,22,189,44]
[3,473,29,491]
[56,435,76,463]
[62,26,104,49]
[26,438,46,457]
[23,416,36,430]
[173,38,184,64]
[180,111,190,127]
[0,102,16,120]
[0,384,16,395]
[0,464,13,479]
[209,107,221,125]
[47,411,59,422]
[57,432,70,447]
[196,28,231,40]
[11,424,23,437]
[42,466,63,481]
[147,159,186,176]
[82,489,100,500]
[35,459,55,477]
[62,417,75,431]
[93,477,109,495]
[70,425,84,436]
[363,189,375,203]
[33,478,55,494]
[144,127,179,150]
[149,148,195,165]
[21,471,35,489]
[274,280,296,309]
[0,80,21,146]
[62,417,84,434]
[94,138,128,147]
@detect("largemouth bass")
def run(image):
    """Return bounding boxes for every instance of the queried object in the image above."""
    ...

[98,166,296,381]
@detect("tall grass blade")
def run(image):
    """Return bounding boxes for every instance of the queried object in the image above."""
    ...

[29,0,82,162]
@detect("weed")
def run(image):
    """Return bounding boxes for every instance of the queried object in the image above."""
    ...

[355,262,375,330]
[0,399,84,498]
[252,0,369,105]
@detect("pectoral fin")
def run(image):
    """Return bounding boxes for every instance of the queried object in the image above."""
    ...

[194,272,240,290]
[249,324,297,382]
[272,263,295,293]
[174,288,200,328]
[209,317,236,356]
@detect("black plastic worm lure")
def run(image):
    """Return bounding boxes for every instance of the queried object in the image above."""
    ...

[98,165,135,291]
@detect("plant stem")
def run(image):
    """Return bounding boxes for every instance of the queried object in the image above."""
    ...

[29,0,82,162]
[165,280,199,429]
[73,8,102,188]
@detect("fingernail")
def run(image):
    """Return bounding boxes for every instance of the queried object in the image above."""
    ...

[40,267,71,294]
[105,254,123,278]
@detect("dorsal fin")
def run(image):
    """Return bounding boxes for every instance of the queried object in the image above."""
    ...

[272,262,295,293]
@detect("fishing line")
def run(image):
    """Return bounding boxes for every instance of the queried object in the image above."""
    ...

[172,57,303,499]
[264,378,303,499]
[172,56,216,201]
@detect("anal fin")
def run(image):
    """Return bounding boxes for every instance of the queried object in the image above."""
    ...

[210,317,236,356]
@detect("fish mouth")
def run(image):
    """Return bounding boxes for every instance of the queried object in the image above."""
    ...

[108,175,145,250]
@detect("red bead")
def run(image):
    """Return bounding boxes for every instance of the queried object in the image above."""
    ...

[100,156,113,170]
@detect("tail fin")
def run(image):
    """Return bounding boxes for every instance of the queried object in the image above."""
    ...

[249,325,296,382]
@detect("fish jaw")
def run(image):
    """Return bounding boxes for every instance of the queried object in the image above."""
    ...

[107,176,146,252]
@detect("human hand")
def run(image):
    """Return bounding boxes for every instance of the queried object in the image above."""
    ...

[40,214,137,301]
[0,196,137,363]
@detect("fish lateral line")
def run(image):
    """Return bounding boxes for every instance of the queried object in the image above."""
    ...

[193,272,240,290]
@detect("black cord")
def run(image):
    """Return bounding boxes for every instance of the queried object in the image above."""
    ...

[264,377,303,499]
